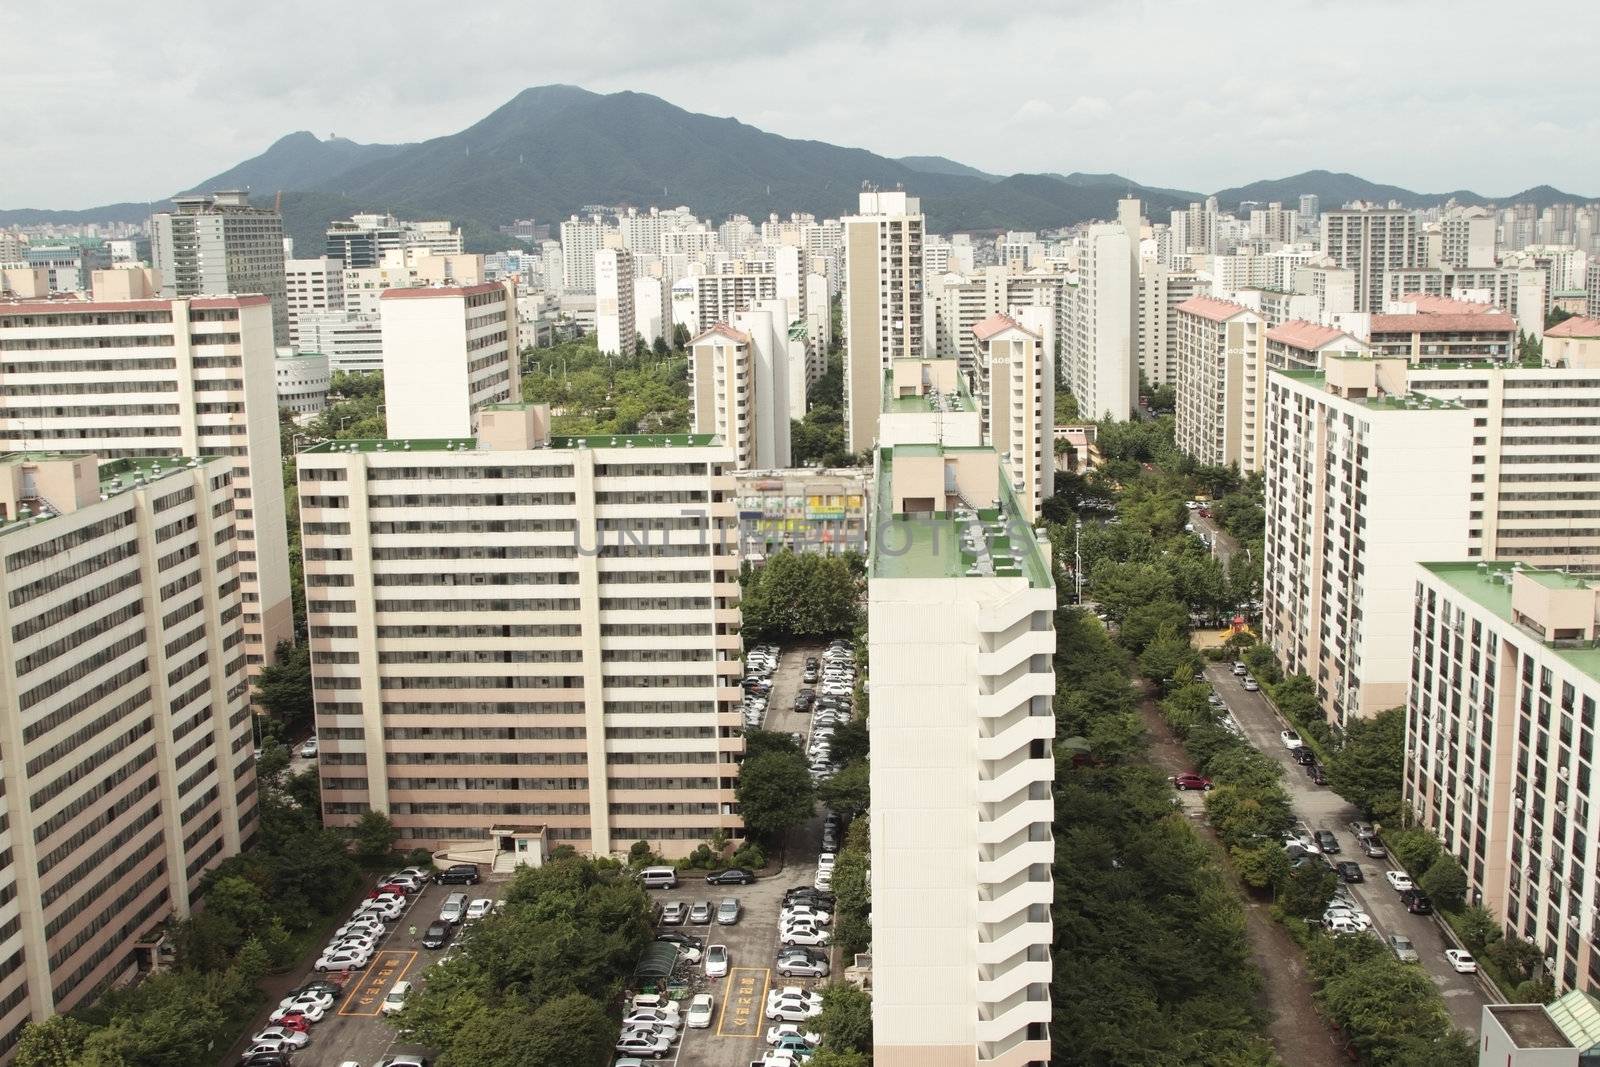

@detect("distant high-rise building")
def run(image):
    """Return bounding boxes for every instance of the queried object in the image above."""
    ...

[1174,295,1266,470]
[324,214,462,269]
[1438,206,1497,269]
[1065,223,1136,421]
[560,215,607,294]
[1138,263,1207,386]
[842,190,925,453]
[972,308,1054,519]
[690,306,797,471]
[284,256,346,348]
[0,451,256,1046]
[1248,202,1299,245]
[1320,207,1420,313]
[595,249,637,356]
[380,281,520,438]
[151,190,289,345]
[1298,194,1320,228]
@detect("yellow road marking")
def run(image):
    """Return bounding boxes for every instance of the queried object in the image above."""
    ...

[337,950,417,1017]
[715,966,769,1037]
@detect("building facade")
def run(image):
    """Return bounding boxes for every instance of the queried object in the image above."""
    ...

[1321,208,1420,313]
[1174,295,1265,470]
[298,406,744,857]
[0,286,294,680]
[284,256,346,349]
[380,282,520,438]
[734,468,868,560]
[150,191,289,346]
[0,451,254,1050]
[275,351,331,416]
[972,311,1054,520]
[1064,224,1136,422]
[843,191,925,453]
[870,442,1055,1067]
[595,249,637,356]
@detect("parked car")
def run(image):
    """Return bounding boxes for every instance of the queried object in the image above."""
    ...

[465,898,493,921]
[1389,934,1419,963]
[767,1022,822,1047]
[686,993,715,1029]
[781,903,831,924]
[270,996,329,1024]
[614,1031,673,1058]
[1400,889,1433,914]
[1280,730,1303,749]
[707,867,757,885]
[688,901,713,924]
[775,953,829,978]
[315,947,371,971]
[251,1027,308,1050]
[717,898,742,925]
[1348,821,1375,839]
[1361,838,1388,859]
[381,981,412,1016]
[1314,830,1340,853]
[436,864,480,885]
[1243,678,1260,691]
[622,1008,680,1033]
[1445,949,1478,973]
[422,923,451,949]
[1324,914,1369,935]
[705,944,729,978]
[1173,772,1213,791]
[1292,747,1317,766]
[299,737,319,758]
[1335,861,1364,883]
[1385,870,1415,892]
[660,901,686,926]
[1233,662,1248,676]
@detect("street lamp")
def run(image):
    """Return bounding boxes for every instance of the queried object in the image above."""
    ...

[1074,519,1083,605]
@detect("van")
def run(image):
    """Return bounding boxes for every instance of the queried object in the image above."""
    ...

[640,866,678,889]
[439,892,467,924]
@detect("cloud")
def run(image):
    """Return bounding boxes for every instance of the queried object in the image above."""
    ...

[1,0,1597,206]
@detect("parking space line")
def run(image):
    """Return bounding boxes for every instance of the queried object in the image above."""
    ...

[716,966,769,1038]
[337,950,417,1017]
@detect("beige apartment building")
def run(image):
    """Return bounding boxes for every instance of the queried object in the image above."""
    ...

[379,281,520,439]
[0,451,254,1052]
[1173,295,1266,471]
[928,266,1067,376]
[689,306,798,471]
[1263,356,1600,728]
[298,404,745,857]
[1262,320,1367,374]
[870,441,1056,1067]
[283,256,345,348]
[1543,316,1600,367]
[843,190,925,453]
[0,275,293,678]
[1320,207,1419,313]
[972,311,1054,520]
[1137,262,1207,387]
[595,248,636,356]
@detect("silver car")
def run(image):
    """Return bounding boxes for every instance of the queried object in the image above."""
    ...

[775,953,829,978]
[1389,933,1419,963]
[716,898,741,925]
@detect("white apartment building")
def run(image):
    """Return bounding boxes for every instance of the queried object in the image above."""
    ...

[1292,260,1358,320]
[0,281,293,678]
[298,405,744,856]
[151,191,289,346]
[0,451,254,1050]
[929,267,1067,376]
[972,310,1054,520]
[560,215,608,294]
[1138,263,1208,387]
[1382,267,1546,340]
[1249,203,1299,245]
[843,191,925,453]
[690,309,796,471]
[1174,295,1266,471]
[275,351,331,416]
[1321,207,1420,313]
[1064,224,1136,422]
[1263,357,1600,728]
[595,249,637,356]
[633,275,667,348]
[380,281,520,439]
[1406,564,1600,994]
[284,256,345,348]
[1439,206,1497,269]
[298,311,383,374]
[870,442,1055,1067]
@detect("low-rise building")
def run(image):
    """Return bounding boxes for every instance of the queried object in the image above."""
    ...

[1364,310,1517,364]
[734,468,869,560]
[276,351,331,416]
[1263,320,1368,374]
[1545,316,1600,368]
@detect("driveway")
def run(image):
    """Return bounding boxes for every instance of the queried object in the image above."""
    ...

[1205,664,1495,1033]
[1190,510,1240,569]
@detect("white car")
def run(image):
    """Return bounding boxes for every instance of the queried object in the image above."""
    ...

[778,925,829,947]
[622,1019,680,1043]
[705,943,729,977]
[813,871,833,891]
[252,1026,309,1049]
[1385,870,1415,892]
[816,853,836,869]
[766,1023,821,1046]
[1280,730,1302,750]
[1324,914,1368,935]
[765,988,823,1021]
[623,1008,680,1032]
[315,947,371,971]
[685,993,715,1029]
[1243,678,1260,692]
[357,899,404,921]
[381,980,411,1016]
[615,1031,673,1057]
[327,935,379,955]
[630,994,681,1018]
[299,737,319,758]
[276,989,335,1013]
[465,897,493,921]
[334,918,386,939]
[781,904,831,925]
[1445,949,1478,973]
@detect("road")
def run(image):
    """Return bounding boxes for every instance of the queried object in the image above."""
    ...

[1190,509,1240,569]
[1205,663,1494,1033]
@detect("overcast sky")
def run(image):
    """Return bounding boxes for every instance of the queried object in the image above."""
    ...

[4,0,1596,208]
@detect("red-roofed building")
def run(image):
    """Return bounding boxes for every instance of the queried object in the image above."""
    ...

[971,308,1054,519]
[1264,320,1368,373]
[1545,315,1600,368]
[1366,311,1516,363]
[1396,293,1498,316]
[1174,296,1268,470]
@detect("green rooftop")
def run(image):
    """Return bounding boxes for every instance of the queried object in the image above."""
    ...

[302,438,475,454]
[1270,368,1472,412]
[1,453,207,538]
[302,432,719,455]
[869,444,1051,589]
[1423,562,1600,681]
[881,369,976,414]
[549,433,718,449]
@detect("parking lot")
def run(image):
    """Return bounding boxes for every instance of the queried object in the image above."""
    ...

[1204,663,1494,1031]
[230,874,502,1067]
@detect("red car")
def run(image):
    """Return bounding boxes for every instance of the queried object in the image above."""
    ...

[1173,773,1213,791]
[273,1014,312,1033]
[369,883,409,899]
[1198,508,1211,518]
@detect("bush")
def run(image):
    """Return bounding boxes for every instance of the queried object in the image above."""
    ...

[1419,855,1467,912]
[730,842,767,869]
[406,847,435,869]
[1454,905,1503,953]
[1384,827,1444,878]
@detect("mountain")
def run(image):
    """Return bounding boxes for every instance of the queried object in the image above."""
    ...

[3,89,1595,237]
[898,155,998,181]
[1210,169,1595,213]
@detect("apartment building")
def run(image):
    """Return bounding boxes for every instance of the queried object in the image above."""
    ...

[297,311,383,374]
[0,281,293,678]
[1365,309,1517,363]
[560,215,607,294]
[734,468,868,560]
[1263,356,1600,727]
[1248,202,1299,245]
[843,190,925,453]
[1173,295,1266,471]
[1138,262,1207,386]
[1263,320,1367,374]
[1545,317,1600,368]
[1406,563,1600,994]
[972,311,1054,520]
[1064,223,1136,422]
[928,266,1067,376]
[150,191,289,346]
[1383,266,1546,340]
[379,281,519,439]
[689,307,795,471]
[1439,207,1497,269]
[324,214,463,269]
[869,441,1055,1067]
[298,404,743,856]
[594,249,636,356]
[283,256,345,348]
[1321,207,1420,313]
[0,451,254,1050]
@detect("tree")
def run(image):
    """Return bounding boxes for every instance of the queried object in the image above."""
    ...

[1326,706,1406,824]
[1454,905,1503,953]
[13,1016,92,1067]
[351,809,400,863]
[743,728,805,761]
[253,640,313,739]
[808,1051,870,1067]
[829,848,871,957]
[1418,855,1467,912]
[817,982,872,1053]
[1279,860,1337,919]
[816,761,869,818]
[1231,841,1290,891]
[735,751,816,841]
[1383,827,1443,878]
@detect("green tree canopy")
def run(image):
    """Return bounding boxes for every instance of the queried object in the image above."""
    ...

[735,751,816,841]
[1327,706,1406,824]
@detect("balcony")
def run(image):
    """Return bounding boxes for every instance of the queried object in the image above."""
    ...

[977,912,1052,965]
[977,951,1053,1004]
[977,1034,1052,1067]
[976,838,1055,885]
[975,988,1051,1045]
[978,671,1055,721]
[976,872,1053,925]
[976,714,1056,762]
[977,794,1053,845]
[976,629,1054,676]
[976,758,1054,804]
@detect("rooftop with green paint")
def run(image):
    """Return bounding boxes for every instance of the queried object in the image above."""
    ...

[1422,562,1600,680]
[870,443,1050,588]
[881,361,975,414]
[0,451,211,538]
[301,432,719,455]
